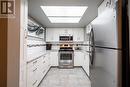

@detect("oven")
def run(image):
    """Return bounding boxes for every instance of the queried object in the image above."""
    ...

[59,50,74,68]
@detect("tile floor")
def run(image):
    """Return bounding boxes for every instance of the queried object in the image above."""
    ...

[90,67,117,87]
[39,68,91,87]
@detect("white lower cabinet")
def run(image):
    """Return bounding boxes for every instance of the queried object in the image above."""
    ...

[50,52,58,66]
[27,60,38,87]
[27,53,50,87]
[74,51,90,76]
[83,53,90,76]
[74,51,84,66]
[27,51,89,87]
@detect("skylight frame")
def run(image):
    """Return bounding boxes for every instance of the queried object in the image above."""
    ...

[40,6,88,23]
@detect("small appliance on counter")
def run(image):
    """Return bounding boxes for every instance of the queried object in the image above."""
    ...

[46,43,52,50]
[74,44,82,50]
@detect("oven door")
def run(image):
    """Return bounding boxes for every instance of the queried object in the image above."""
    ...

[59,51,74,67]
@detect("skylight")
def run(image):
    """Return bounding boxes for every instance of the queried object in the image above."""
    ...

[40,6,88,23]
[48,17,81,23]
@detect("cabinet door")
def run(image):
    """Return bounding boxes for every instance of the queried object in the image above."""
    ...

[36,57,44,84]
[47,52,51,68]
[83,53,90,76]
[53,30,59,42]
[27,61,38,87]
[77,29,84,41]
[74,52,84,66]
[64,28,73,35]
[46,29,54,42]
[50,52,58,66]
[45,53,50,69]
[46,29,60,42]
[73,28,84,42]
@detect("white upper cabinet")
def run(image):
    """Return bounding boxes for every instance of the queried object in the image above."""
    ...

[46,28,55,42]
[46,28,84,42]
[73,28,84,42]
[59,28,73,36]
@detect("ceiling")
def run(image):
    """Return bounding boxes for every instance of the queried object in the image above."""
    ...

[28,0,103,28]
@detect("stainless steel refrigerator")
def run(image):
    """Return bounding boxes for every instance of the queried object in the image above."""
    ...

[88,1,120,87]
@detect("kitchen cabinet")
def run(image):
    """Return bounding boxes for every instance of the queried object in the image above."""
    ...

[74,51,84,66]
[46,29,55,42]
[27,59,39,87]
[60,28,73,35]
[27,47,45,62]
[83,52,90,76]
[46,28,73,42]
[27,53,50,87]
[74,51,90,76]
[73,28,84,42]
[50,51,58,66]
[46,28,84,42]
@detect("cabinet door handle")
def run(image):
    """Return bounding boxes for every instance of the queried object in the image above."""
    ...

[43,61,45,64]
[43,56,45,60]
[33,60,37,64]
[32,80,37,86]
[33,68,37,72]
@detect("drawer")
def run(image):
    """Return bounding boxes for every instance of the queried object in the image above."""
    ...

[27,68,37,87]
[27,63,38,74]
[27,59,38,69]
[42,69,47,77]
[32,79,38,87]
[37,58,47,67]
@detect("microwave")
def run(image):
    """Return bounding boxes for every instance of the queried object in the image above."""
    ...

[59,36,73,41]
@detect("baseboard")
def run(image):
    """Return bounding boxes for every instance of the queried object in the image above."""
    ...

[81,66,91,81]
[51,66,58,68]
[38,66,52,86]
[74,66,82,68]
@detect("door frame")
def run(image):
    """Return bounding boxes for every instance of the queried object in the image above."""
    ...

[120,0,130,87]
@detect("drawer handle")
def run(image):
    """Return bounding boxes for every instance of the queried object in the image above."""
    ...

[33,60,37,64]
[43,61,45,64]
[32,80,37,86]
[33,68,37,72]
[43,56,45,59]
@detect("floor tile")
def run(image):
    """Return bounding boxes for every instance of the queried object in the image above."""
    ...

[39,68,91,87]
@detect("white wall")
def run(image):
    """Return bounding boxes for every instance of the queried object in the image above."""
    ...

[19,0,28,87]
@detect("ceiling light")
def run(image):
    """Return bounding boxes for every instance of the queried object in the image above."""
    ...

[40,6,88,23]
[48,17,81,23]
[40,6,88,17]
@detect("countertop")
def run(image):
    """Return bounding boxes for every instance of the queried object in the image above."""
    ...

[27,49,90,63]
